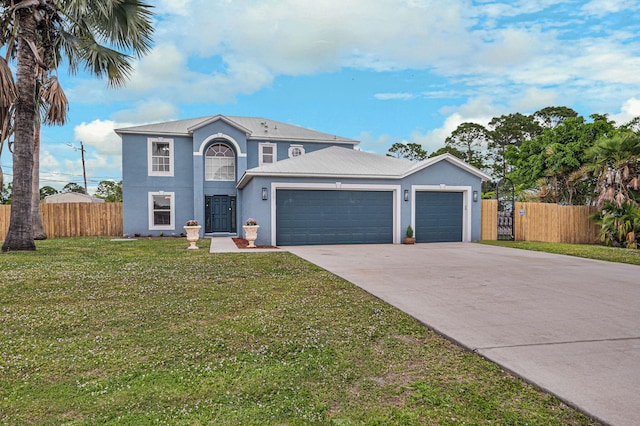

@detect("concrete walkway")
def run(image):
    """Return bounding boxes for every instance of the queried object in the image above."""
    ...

[209,237,285,253]
[285,243,640,426]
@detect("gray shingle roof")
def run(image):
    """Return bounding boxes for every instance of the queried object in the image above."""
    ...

[115,114,358,145]
[237,146,414,187]
[237,147,492,188]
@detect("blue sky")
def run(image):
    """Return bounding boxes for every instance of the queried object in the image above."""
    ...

[6,0,640,193]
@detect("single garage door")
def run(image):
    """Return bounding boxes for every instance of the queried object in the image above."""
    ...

[415,191,463,242]
[276,190,393,245]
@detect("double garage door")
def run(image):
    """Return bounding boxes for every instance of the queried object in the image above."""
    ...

[275,189,464,245]
[276,190,393,246]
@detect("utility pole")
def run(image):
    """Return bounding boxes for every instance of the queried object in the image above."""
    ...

[67,142,88,194]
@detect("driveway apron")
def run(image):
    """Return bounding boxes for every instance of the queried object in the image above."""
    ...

[285,243,640,426]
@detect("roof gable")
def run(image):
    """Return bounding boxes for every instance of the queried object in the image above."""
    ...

[187,115,252,135]
[238,146,413,187]
[237,148,491,188]
[404,153,492,181]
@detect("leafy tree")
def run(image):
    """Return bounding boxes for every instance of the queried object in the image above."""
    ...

[95,180,122,203]
[444,122,488,169]
[488,113,542,177]
[429,146,466,160]
[619,116,640,134]
[62,182,86,194]
[533,106,578,129]
[0,182,11,204]
[507,114,616,205]
[39,185,58,200]
[1,0,154,252]
[386,142,427,161]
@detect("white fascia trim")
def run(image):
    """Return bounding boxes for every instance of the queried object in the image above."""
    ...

[248,136,359,145]
[117,130,188,137]
[194,133,247,157]
[410,185,473,242]
[270,182,402,245]
[237,172,399,188]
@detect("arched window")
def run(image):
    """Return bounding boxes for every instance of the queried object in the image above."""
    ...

[205,143,235,181]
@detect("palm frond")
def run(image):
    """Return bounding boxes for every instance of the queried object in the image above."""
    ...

[0,56,16,108]
[78,40,134,87]
[60,0,153,57]
[41,75,68,126]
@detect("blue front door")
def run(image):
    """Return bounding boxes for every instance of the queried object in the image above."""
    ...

[205,195,236,233]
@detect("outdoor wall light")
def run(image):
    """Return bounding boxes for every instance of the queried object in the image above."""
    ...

[404,189,409,202]
[262,187,268,201]
[473,190,478,202]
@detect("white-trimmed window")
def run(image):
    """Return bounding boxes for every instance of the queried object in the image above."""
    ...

[205,143,235,181]
[259,142,277,166]
[148,137,174,176]
[288,144,305,158]
[148,191,175,230]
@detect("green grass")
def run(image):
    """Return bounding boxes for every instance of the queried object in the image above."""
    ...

[479,240,640,266]
[1,237,598,425]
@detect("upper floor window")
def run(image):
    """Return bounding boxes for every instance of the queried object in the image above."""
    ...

[149,191,175,230]
[148,137,174,177]
[259,142,276,166]
[288,144,305,158]
[205,143,235,181]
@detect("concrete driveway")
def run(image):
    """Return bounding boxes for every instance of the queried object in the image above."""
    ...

[286,243,640,426]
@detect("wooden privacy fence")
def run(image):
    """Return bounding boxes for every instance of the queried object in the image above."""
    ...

[0,203,123,240]
[481,200,600,244]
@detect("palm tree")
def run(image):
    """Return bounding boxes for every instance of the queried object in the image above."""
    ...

[585,132,640,248]
[32,73,69,240]
[0,0,154,252]
[586,132,640,208]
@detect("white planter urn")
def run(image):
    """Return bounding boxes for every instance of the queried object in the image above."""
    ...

[184,225,201,250]
[243,225,259,248]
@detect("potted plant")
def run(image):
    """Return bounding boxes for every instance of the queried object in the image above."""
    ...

[184,219,201,250]
[243,218,259,248]
[404,225,416,245]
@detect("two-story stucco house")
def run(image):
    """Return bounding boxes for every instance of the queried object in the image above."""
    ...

[116,114,490,246]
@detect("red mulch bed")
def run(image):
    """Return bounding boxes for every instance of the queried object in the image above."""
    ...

[232,238,278,249]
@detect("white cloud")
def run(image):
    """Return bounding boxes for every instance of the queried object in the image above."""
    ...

[111,101,178,124]
[39,150,61,170]
[59,0,640,114]
[374,93,416,101]
[581,0,639,16]
[355,131,399,153]
[611,97,640,125]
[510,88,558,112]
[74,120,122,156]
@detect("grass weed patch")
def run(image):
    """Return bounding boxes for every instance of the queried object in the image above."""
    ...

[1,238,598,424]
[480,240,640,266]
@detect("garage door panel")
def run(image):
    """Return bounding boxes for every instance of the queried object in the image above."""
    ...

[276,190,393,245]
[415,192,463,243]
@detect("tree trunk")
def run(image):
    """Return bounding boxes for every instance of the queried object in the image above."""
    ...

[32,122,47,240]
[2,7,37,252]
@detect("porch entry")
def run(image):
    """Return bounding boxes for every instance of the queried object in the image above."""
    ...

[205,195,236,233]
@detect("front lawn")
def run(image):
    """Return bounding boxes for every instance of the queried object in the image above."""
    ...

[480,240,640,266]
[1,238,597,424]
